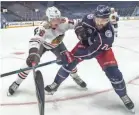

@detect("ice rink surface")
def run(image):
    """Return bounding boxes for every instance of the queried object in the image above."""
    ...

[0,20,139,115]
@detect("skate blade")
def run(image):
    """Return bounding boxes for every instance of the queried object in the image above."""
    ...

[82,87,88,89]
[45,91,55,95]
[7,92,12,96]
[129,108,135,114]
[126,107,135,114]
[74,82,87,88]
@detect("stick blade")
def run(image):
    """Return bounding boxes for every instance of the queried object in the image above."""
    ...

[35,70,45,115]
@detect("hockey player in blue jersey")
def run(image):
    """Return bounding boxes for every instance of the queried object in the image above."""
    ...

[44,5,134,112]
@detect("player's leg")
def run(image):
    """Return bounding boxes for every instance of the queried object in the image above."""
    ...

[45,42,86,93]
[45,42,86,94]
[70,67,86,88]
[55,41,86,88]
[8,45,47,95]
[45,59,80,94]
[114,23,118,37]
[96,48,134,111]
[70,42,87,88]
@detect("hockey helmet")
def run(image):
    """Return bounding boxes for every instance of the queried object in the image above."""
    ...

[111,7,115,12]
[46,6,61,22]
[94,5,111,18]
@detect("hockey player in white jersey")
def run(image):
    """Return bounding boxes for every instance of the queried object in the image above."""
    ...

[109,7,119,37]
[8,6,86,96]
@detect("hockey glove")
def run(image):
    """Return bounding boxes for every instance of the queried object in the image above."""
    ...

[75,26,91,46]
[75,26,87,41]
[26,48,40,67]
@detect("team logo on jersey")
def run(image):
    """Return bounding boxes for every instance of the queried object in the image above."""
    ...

[87,14,94,19]
[105,30,112,38]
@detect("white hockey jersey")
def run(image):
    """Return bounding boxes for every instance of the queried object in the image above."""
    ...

[29,18,80,50]
[109,12,119,24]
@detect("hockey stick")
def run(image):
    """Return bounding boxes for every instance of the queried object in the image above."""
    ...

[1,60,57,77]
[32,62,45,115]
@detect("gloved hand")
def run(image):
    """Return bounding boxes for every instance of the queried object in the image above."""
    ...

[75,25,90,46]
[75,26,87,41]
[26,48,40,67]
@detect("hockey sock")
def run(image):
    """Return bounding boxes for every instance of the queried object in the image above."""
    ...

[16,71,29,84]
[54,66,71,84]
[104,66,127,97]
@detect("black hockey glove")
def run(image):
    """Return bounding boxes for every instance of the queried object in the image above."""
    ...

[26,48,40,67]
[75,26,90,46]
[75,26,87,41]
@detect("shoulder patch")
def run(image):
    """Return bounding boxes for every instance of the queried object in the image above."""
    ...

[87,14,94,19]
[105,30,112,38]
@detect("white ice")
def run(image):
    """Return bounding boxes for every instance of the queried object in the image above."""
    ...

[0,20,139,115]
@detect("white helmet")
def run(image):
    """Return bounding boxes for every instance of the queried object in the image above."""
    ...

[110,7,115,12]
[46,6,61,22]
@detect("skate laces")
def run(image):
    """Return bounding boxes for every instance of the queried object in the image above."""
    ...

[49,82,58,89]
[121,95,131,104]
[73,76,83,83]
[11,82,19,90]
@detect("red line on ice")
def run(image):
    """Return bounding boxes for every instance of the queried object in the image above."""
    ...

[0,89,112,106]
[1,76,139,107]
[12,52,25,55]
[129,83,139,86]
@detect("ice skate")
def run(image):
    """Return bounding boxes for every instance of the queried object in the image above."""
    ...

[7,81,20,96]
[121,95,135,114]
[70,73,87,88]
[45,82,60,95]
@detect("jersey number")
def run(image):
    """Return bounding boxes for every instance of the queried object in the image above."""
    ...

[101,44,110,50]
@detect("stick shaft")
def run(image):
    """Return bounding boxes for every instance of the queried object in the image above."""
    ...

[1,60,57,77]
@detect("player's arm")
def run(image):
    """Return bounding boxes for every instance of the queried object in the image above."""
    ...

[30,26,46,51]
[74,14,95,46]
[66,18,82,29]
[75,24,114,58]
[26,26,46,67]
[74,29,104,59]
[74,23,102,57]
